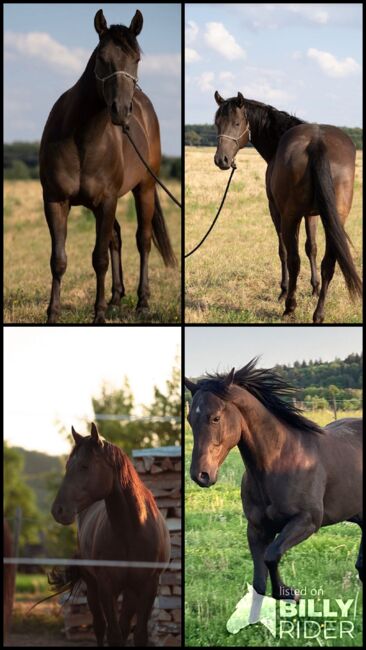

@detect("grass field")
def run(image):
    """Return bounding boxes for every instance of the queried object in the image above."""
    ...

[185,411,363,647]
[4,180,181,324]
[185,147,362,324]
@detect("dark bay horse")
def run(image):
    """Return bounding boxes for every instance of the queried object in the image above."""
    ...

[40,10,176,324]
[51,423,170,646]
[214,92,362,323]
[185,359,363,600]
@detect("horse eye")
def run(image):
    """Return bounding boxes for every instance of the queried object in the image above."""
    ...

[212,416,220,423]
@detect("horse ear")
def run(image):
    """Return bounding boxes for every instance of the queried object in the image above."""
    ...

[129,10,143,36]
[184,377,198,395]
[237,92,245,107]
[225,367,235,387]
[214,91,224,106]
[94,9,108,37]
[91,422,103,447]
[71,426,83,446]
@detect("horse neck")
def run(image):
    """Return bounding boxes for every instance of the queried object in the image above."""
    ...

[72,49,104,114]
[105,465,152,531]
[231,386,289,472]
[245,101,283,163]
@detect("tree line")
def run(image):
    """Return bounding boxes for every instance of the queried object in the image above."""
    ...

[185,124,363,149]
[4,141,181,180]
[185,353,362,411]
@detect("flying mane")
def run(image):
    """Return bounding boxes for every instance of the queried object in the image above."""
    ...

[195,357,323,434]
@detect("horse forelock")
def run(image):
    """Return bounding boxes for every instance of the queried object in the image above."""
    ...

[101,24,141,56]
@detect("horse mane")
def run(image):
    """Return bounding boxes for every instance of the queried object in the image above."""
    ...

[104,442,158,523]
[196,357,323,435]
[102,24,141,56]
[215,96,305,138]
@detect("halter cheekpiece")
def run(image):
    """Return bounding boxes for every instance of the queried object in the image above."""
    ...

[95,70,140,89]
[217,123,251,146]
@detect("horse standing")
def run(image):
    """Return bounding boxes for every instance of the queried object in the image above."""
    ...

[214,92,362,323]
[51,423,170,646]
[185,359,363,599]
[40,10,176,324]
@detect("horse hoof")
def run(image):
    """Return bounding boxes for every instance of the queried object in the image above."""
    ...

[313,314,324,324]
[47,313,59,324]
[93,314,106,324]
[283,307,295,316]
[136,300,149,312]
[274,586,300,602]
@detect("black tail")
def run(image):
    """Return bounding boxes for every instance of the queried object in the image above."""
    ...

[152,190,177,267]
[26,563,82,614]
[307,139,362,298]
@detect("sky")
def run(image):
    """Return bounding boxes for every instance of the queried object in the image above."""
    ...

[4,3,181,155]
[185,326,363,377]
[185,3,362,126]
[4,327,181,456]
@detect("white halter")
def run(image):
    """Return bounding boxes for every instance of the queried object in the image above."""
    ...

[95,70,139,88]
[217,124,251,146]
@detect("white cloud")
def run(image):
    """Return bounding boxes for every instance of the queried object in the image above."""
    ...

[286,4,329,25]
[204,22,246,60]
[4,31,88,74]
[142,54,180,77]
[241,80,293,105]
[307,48,360,78]
[186,20,199,45]
[198,71,215,93]
[185,47,201,64]
[219,71,235,81]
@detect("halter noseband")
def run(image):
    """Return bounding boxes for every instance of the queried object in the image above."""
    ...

[95,70,140,90]
[217,123,251,146]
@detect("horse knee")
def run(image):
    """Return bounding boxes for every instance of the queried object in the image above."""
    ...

[92,250,109,274]
[50,252,67,278]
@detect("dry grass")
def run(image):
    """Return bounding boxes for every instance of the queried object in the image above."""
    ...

[185,147,362,323]
[4,180,181,324]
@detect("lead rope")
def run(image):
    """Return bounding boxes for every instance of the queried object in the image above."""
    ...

[122,126,181,209]
[184,163,236,259]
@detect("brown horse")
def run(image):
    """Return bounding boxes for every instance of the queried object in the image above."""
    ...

[214,92,362,323]
[40,10,176,324]
[185,359,363,600]
[51,423,170,646]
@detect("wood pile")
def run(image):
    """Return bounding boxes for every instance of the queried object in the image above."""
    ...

[61,446,181,647]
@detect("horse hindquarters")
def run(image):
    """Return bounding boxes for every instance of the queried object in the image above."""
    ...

[307,139,362,323]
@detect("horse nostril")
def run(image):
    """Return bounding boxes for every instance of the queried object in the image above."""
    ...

[198,471,210,485]
[223,155,228,165]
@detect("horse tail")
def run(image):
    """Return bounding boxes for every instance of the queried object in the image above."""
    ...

[26,563,82,614]
[307,139,362,298]
[152,189,177,267]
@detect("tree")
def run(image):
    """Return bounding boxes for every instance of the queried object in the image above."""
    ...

[4,443,41,546]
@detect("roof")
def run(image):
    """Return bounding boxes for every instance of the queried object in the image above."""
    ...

[132,445,181,458]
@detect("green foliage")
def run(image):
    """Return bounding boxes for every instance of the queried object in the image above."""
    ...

[185,124,363,149]
[4,443,41,546]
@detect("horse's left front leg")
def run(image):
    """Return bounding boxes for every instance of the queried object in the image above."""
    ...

[109,218,125,306]
[134,577,159,647]
[264,512,318,600]
[92,197,117,324]
[132,181,155,311]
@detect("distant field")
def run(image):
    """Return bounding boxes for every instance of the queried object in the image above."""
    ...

[4,180,181,324]
[185,147,362,324]
[185,410,363,647]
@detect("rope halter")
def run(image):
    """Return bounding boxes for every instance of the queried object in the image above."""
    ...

[95,70,140,90]
[217,123,251,147]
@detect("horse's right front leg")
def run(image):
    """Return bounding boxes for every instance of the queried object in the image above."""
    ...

[92,197,117,324]
[44,200,70,323]
[98,585,123,647]
[109,218,125,306]
[247,522,275,596]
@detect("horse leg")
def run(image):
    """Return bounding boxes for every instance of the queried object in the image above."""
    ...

[264,512,318,600]
[247,522,275,595]
[268,200,288,300]
[134,577,159,647]
[92,197,117,324]
[44,200,70,323]
[98,586,123,647]
[119,588,138,645]
[305,215,320,296]
[85,578,106,646]
[109,219,125,306]
[132,182,155,311]
[348,517,363,581]
[312,242,336,323]
[282,218,301,316]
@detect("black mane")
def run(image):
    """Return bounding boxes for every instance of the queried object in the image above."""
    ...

[196,357,323,434]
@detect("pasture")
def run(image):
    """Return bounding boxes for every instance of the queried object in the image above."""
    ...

[4,180,181,324]
[185,411,363,647]
[185,147,362,324]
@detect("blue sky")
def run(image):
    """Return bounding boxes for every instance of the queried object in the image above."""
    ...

[4,3,181,155]
[185,327,362,377]
[185,3,362,126]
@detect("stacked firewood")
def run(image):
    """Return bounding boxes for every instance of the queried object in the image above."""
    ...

[132,446,182,647]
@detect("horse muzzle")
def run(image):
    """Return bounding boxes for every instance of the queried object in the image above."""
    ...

[51,502,75,525]
[214,152,232,170]
[191,469,217,488]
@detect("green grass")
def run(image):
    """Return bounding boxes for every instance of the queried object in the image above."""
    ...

[4,180,181,324]
[185,412,363,647]
[16,573,49,595]
[185,147,362,324]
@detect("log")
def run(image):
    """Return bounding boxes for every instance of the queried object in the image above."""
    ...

[160,572,181,586]
[166,518,181,531]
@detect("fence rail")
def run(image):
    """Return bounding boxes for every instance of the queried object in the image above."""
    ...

[3,557,180,570]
